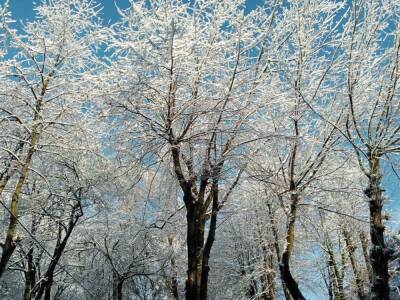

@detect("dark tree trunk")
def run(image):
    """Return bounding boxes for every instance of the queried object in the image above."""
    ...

[279,194,305,300]
[117,281,123,300]
[112,274,124,300]
[338,247,346,300]
[267,202,291,300]
[0,238,17,279]
[326,259,334,300]
[200,181,219,300]
[23,248,36,300]
[170,141,224,300]
[24,217,39,300]
[185,200,205,300]
[279,263,304,300]
[366,156,390,300]
[327,267,335,300]
[240,265,257,299]
[44,283,52,300]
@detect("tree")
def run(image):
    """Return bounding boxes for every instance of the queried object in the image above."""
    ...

[331,1,400,298]
[0,0,104,276]
[0,0,399,299]
[0,0,104,279]
[105,0,274,298]
[248,0,348,297]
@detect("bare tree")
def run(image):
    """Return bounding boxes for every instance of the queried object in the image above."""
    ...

[105,1,277,298]
[0,0,104,279]
[338,1,400,298]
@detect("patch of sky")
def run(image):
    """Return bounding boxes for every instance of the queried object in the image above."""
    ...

[382,157,400,231]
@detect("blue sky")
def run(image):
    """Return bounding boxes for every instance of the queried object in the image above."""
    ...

[7,0,131,22]
[5,0,261,23]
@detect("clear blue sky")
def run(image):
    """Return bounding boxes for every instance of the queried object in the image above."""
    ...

[7,0,131,23]
[5,0,261,23]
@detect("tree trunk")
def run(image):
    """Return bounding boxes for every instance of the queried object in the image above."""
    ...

[0,141,24,196]
[342,227,365,299]
[24,217,38,300]
[168,236,179,300]
[200,181,219,300]
[359,231,372,285]
[256,207,276,300]
[34,205,80,300]
[44,283,52,300]
[338,246,346,300]
[366,156,390,300]
[267,202,292,300]
[112,273,124,300]
[0,90,44,279]
[279,193,305,300]
[185,200,205,300]
[23,248,36,300]
[0,130,39,279]
[327,259,334,300]
[325,239,345,300]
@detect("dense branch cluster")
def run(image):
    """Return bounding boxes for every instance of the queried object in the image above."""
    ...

[0,0,400,299]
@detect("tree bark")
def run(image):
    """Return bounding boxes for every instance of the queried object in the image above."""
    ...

[200,181,219,300]
[23,248,36,300]
[0,141,24,196]
[366,156,390,300]
[112,273,124,300]
[24,217,38,300]
[170,139,223,300]
[0,129,39,279]
[279,193,305,300]
[185,199,205,300]
[359,231,372,285]
[267,202,292,300]
[327,259,334,300]
[0,82,46,279]
[168,236,179,300]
